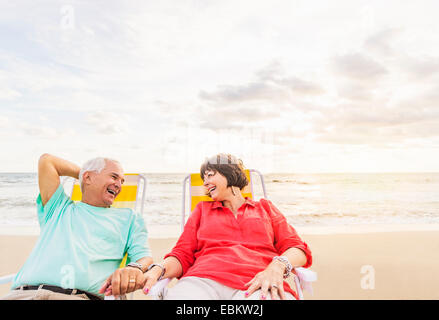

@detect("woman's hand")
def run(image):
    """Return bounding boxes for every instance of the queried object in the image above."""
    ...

[142,265,165,295]
[244,260,287,300]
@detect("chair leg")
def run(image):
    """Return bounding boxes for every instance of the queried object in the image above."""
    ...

[294,275,304,300]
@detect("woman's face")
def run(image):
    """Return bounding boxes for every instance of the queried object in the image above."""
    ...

[203,170,230,201]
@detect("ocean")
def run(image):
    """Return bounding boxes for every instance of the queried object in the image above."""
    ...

[1,172,439,228]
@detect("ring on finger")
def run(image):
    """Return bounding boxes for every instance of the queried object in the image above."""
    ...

[129,278,136,283]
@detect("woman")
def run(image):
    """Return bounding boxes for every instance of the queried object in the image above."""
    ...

[146,154,312,300]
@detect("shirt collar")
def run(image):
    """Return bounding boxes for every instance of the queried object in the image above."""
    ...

[212,197,256,209]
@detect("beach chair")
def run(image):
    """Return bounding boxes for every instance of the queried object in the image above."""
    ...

[0,173,147,300]
[149,169,317,300]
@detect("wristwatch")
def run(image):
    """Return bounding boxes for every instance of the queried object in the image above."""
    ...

[126,262,144,272]
[147,263,166,281]
[272,256,293,279]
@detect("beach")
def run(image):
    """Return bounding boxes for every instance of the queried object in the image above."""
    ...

[1,224,439,300]
[3,0,439,304]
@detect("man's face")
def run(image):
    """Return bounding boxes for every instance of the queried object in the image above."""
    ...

[83,160,125,207]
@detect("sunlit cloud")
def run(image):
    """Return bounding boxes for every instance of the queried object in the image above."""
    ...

[85,111,133,135]
[1,1,439,172]
[363,27,402,56]
[332,53,388,81]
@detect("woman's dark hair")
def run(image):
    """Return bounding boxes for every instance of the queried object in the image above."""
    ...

[200,153,248,190]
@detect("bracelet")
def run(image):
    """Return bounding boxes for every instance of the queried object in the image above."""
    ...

[272,256,293,279]
[147,263,166,281]
[126,262,144,272]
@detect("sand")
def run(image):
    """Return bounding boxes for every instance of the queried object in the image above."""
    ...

[1,224,439,300]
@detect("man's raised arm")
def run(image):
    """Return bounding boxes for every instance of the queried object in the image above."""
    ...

[38,154,81,206]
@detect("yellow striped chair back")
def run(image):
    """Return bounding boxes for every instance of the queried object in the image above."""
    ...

[70,173,143,209]
[69,173,146,268]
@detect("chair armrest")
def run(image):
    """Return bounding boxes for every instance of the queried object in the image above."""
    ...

[0,274,16,285]
[294,267,317,282]
[293,267,317,296]
[148,278,171,300]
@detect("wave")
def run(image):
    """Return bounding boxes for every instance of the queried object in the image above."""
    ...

[290,212,360,218]
[270,179,310,185]
[0,198,35,207]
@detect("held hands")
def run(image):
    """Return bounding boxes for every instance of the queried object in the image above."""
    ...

[99,265,163,297]
[244,260,287,300]
[99,261,289,299]
[141,265,164,295]
[99,266,145,297]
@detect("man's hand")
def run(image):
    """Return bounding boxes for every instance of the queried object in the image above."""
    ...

[99,266,145,297]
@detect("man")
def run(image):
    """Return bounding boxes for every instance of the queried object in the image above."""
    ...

[1,154,152,300]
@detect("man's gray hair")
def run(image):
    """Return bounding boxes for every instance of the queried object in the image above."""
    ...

[79,157,121,190]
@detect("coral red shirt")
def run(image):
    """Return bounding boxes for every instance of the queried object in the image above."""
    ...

[165,198,312,299]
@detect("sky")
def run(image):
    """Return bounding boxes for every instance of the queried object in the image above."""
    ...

[1,0,439,173]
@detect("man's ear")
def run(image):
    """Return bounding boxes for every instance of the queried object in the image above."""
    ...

[82,171,93,186]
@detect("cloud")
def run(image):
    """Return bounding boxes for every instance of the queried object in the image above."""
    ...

[364,28,402,56]
[278,77,326,96]
[0,116,9,128]
[0,87,21,100]
[336,83,374,101]
[332,53,388,81]
[2,1,439,172]
[199,81,290,105]
[200,60,325,103]
[195,104,281,130]
[85,111,132,135]
[254,60,285,81]
[0,113,59,139]
[401,55,439,80]
[194,61,327,130]
[20,123,58,139]
[311,94,439,147]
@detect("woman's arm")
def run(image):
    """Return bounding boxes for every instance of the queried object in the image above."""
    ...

[142,256,183,294]
[141,203,204,295]
[245,199,312,300]
[273,247,307,271]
